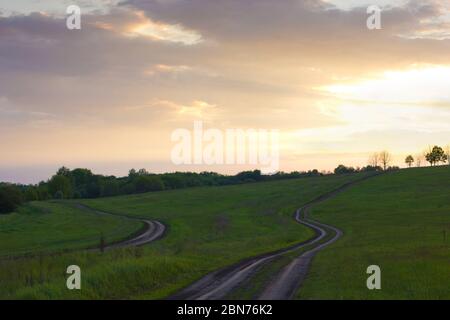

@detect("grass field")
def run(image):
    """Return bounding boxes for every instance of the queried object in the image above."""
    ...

[297,166,450,299]
[3,167,446,300]
[0,173,365,299]
[0,201,142,257]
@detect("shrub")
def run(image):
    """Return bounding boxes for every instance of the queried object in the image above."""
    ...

[0,185,24,214]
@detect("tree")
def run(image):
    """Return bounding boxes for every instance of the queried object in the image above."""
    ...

[379,151,392,171]
[48,175,72,199]
[24,187,39,201]
[361,165,382,172]
[137,168,149,176]
[235,170,262,182]
[0,185,24,214]
[425,146,447,166]
[128,169,137,179]
[71,168,94,186]
[101,179,119,197]
[405,155,414,168]
[56,166,71,177]
[415,153,424,167]
[334,164,356,175]
[368,152,379,167]
[54,190,64,199]
[161,175,186,189]
[134,176,165,193]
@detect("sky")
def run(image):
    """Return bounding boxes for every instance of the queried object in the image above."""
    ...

[0,0,449,183]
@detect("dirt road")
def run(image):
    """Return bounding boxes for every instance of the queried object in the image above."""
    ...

[171,174,376,300]
[75,204,166,251]
[257,204,342,299]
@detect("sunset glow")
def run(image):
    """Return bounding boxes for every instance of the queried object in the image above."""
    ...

[0,0,449,183]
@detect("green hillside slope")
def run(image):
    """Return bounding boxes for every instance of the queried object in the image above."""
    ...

[298,166,450,299]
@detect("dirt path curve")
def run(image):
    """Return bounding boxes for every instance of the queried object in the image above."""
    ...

[170,174,376,300]
[257,202,342,299]
[74,204,166,251]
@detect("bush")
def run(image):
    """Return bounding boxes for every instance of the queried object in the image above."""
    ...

[334,165,356,175]
[0,185,24,214]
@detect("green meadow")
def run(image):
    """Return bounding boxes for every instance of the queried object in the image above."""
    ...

[0,201,142,257]
[297,166,450,299]
[0,173,363,299]
[1,167,447,300]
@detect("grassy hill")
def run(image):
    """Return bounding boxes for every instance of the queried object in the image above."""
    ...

[0,202,142,257]
[297,166,450,299]
[0,173,364,299]
[2,167,447,300]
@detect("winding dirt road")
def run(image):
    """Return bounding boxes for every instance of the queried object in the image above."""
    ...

[258,198,342,299]
[171,174,376,300]
[74,204,166,251]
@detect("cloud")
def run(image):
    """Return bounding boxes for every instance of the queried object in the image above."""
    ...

[1,0,450,179]
[123,10,202,45]
[0,0,123,17]
[396,1,450,40]
[323,0,409,11]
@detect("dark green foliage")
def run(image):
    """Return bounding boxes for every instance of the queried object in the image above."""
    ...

[36,184,50,200]
[100,179,120,197]
[0,185,24,214]
[161,175,187,189]
[134,175,165,193]
[334,164,356,175]
[0,162,387,203]
[43,167,328,200]
[24,187,39,202]
[234,170,262,183]
[405,155,414,167]
[54,190,64,200]
[48,175,72,199]
[361,165,383,172]
[426,146,448,166]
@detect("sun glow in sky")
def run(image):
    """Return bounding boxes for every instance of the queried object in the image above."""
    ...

[0,0,449,183]
[322,66,450,104]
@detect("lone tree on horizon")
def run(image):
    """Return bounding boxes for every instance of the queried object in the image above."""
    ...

[425,146,448,166]
[405,155,414,168]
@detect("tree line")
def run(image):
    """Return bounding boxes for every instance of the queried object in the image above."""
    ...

[1,144,448,214]
[404,145,449,168]
[0,168,326,214]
